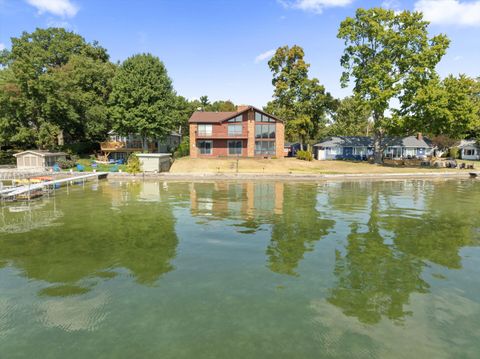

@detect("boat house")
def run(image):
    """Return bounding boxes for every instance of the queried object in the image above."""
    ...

[13,150,67,169]
[313,135,433,160]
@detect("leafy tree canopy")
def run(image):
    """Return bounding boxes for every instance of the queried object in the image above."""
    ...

[338,8,450,162]
[395,74,480,139]
[109,53,177,149]
[327,96,371,137]
[267,45,335,147]
[0,27,113,149]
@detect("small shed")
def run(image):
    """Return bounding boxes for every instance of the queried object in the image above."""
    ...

[13,150,67,169]
[136,153,172,172]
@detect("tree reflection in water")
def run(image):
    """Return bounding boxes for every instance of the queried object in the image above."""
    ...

[327,180,480,324]
[0,181,178,297]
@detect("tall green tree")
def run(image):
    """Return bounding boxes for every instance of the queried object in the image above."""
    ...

[338,8,450,163]
[328,96,371,136]
[199,95,210,110]
[396,74,480,139]
[109,53,177,150]
[0,27,113,149]
[267,45,335,148]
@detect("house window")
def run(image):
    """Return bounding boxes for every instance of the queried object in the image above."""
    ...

[198,140,212,155]
[255,112,275,122]
[227,115,242,123]
[198,124,212,136]
[228,124,243,136]
[465,149,476,156]
[255,141,276,155]
[228,140,242,155]
[255,124,276,139]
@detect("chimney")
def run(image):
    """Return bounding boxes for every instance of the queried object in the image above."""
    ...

[416,132,423,140]
[237,105,250,112]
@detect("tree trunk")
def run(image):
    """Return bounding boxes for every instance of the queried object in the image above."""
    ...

[373,131,383,164]
[372,111,384,164]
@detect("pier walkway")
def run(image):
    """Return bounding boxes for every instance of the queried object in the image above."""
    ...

[1,172,108,199]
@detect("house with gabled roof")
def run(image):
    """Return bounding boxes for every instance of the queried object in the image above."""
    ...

[458,139,480,160]
[188,105,284,158]
[313,134,434,160]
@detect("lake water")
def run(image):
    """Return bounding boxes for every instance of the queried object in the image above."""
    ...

[0,179,479,358]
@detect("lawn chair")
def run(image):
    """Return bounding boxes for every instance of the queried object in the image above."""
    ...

[76,164,85,172]
[53,164,60,172]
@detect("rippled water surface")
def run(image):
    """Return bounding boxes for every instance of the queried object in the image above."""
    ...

[1,179,480,358]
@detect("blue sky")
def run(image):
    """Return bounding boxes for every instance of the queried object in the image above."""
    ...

[1,0,480,107]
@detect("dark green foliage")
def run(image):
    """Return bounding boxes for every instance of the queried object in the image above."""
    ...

[109,53,177,147]
[0,150,16,165]
[0,28,114,149]
[266,45,335,145]
[338,8,450,162]
[174,136,190,158]
[328,96,371,136]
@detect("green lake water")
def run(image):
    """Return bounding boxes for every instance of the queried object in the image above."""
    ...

[0,179,480,358]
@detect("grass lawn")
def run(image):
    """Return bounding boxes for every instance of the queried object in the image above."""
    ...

[170,157,478,175]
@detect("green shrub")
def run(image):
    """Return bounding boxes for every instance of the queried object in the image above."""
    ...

[57,159,76,169]
[0,150,16,165]
[296,150,313,161]
[448,147,459,159]
[126,153,141,174]
[174,136,190,158]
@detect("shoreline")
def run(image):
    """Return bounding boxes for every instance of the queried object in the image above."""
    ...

[1,170,476,183]
[107,171,475,182]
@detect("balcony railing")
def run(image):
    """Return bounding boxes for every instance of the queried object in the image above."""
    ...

[195,131,247,139]
[100,141,156,151]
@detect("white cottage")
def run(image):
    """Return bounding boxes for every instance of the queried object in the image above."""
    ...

[459,140,480,160]
[13,150,67,169]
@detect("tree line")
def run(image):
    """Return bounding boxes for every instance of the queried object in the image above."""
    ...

[0,28,236,152]
[266,8,480,162]
[1,7,479,161]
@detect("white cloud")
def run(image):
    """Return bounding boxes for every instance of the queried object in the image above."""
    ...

[0,43,5,51]
[414,0,480,27]
[382,0,401,10]
[453,55,463,61]
[279,0,354,14]
[26,0,78,17]
[254,49,276,63]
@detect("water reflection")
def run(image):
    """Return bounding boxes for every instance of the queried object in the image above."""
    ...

[268,185,334,276]
[0,181,178,296]
[0,178,479,335]
[325,180,480,324]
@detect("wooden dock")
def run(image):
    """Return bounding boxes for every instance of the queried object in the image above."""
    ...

[1,172,108,200]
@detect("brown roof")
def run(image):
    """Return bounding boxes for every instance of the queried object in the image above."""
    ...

[188,105,283,124]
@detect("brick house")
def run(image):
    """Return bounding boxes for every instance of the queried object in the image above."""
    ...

[189,105,284,158]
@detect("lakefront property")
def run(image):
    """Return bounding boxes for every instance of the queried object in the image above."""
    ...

[3,1,480,359]
[313,134,434,161]
[188,105,285,158]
